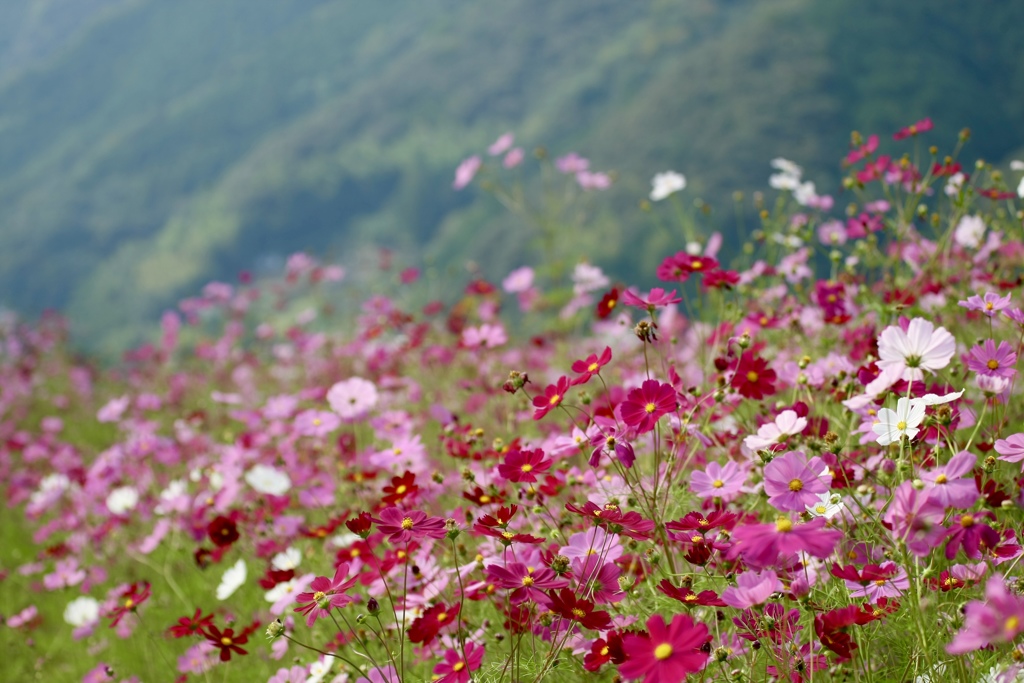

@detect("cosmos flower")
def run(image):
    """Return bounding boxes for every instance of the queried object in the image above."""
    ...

[876,318,955,382]
[872,397,926,446]
[618,613,710,682]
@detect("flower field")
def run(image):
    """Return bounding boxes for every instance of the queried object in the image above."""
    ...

[3,123,1024,682]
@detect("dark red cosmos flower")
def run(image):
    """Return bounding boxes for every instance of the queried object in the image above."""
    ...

[584,630,628,671]
[733,352,777,399]
[931,161,962,177]
[571,346,612,385]
[167,608,214,638]
[814,605,868,661]
[620,380,677,434]
[893,117,933,140]
[302,513,349,540]
[382,471,418,506]
[596,288,619,319]
[656,253,719,282]
[549,588,612,631]
[532,376,570,420]
[207,516,239,548]
[462,486,506,507]
[204,624,249,662]
[408,602,461,644]
[564,501,655,540]
[107,582,151,628]
[656,579,726,607]
[859,597,900,621]
[344,512,373,539]
[474,505,519,529]
[258,567,296,590]
[474,505,544,546]
[497,448,552,483]
[978,188,1017,200]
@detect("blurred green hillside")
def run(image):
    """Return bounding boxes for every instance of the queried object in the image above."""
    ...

[0,0,1021,354]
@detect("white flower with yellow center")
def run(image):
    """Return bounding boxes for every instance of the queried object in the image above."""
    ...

[872,397,926,446]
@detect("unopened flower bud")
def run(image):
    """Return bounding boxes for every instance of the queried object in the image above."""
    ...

[367,597,380,616]
[737,332,751,349]
[445,518,461,540]
[266,619,285,640]
[912,479,925,490]
[550,555,571,575]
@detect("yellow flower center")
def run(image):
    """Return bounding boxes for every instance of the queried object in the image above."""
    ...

[815,505,827,514]
[549,394,561,405]
[521,464,533,473]
[987,359,1000,370]
[645,402,657,414]
[571,608,586,619]
[437,612,447,622]
[1006,616,1020,634]
[746,371,759,382]
[502,532,514,540]
[452,661,465,672]
[788,479,803,492]
[313,591,326,602]
[395,485,407,495]
[985,302,994,310]
[313,418,321,426]
[691,260,703,269]
[479,495,491,503]
[588,362,599,372]
[124,598,134,609]
[712,479,724,488]
[521,576,534,587]
[401,517,414,530]
[935,474,947,484]
[960,515,975,528]
[684,594,698,602]
[896,421,907,431]
[600,646,609,656]
[775,518,793,533]
[221,636,232,645]
[874,579,886,586]
[654,643,673,660]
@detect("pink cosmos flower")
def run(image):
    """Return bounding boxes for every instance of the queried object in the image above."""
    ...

[958,291,1012,317]
[452,155,481,190]
[556,153,589,174]
[946,574,1024,654]
[762,450,831,512]
[728,517,842,569]
[832,562,908,601]
[876,317,955,382]
[373,508,446,544]
[294,409,340,438]
[461,324,507,349]
[893,117,933,140]
[744,410,808,452]
[967,340,1018,379]
[488,132,514,156]
[620,288,681,312]
[327,377,379,421]
[560,526,623,564]
[503,147,524,168]
[995,433,1024,470]
[690,460,746,501]
[920,450,978,508]
[588,416,636,469]
[434,642,484,683]
[620,380,677,434]
[294,563,357,626]
[618,613,710,682]
[721,570,782,608]
[44,558,86,590]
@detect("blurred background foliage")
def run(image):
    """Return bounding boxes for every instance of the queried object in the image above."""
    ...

[0,0,1022,354]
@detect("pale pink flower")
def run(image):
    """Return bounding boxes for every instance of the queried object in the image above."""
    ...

[876,317,956,382]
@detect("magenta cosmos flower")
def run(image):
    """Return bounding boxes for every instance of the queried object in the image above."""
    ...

[947,574,1024,654]
[618,613,710,683]
[920,450,978,509]
[958,291,1012,317]
[294,563,357,626]
[729,517,842,569]
[967,339,1018,379]
[621,380,677,434]
[434,642,484,683]
[485,562,567,606]
[876,317,955,382]
[721,570,782,609]
[762,450,831,512]
[532,376,570,420]
[620,287,682,312]
[497,447,552,483]
[373,507,446,544]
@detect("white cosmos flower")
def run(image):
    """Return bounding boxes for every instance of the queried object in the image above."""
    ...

[872,397,926,446]
[63,596,100,627]
[216,559,247,600]
[1018,175,1024,199]
[649,171,686,201]
[805,492,845,520]
[245,465,291,496]
[876,318,956,382]
[306,656,333,683]
[909,389,963,408]
[271,547,302,571]
[953,215,986,249]
[106,486,139,515]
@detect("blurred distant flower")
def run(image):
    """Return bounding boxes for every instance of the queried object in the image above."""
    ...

[893,117,932,140]
[488,132,514,155]
[452,155,481,190]
[245,465,292,495]
[106,486,139,515]
[953,215,985,248]
[502,266,534,293]
[503,147,524,168]
[649,171,686,201]
[327,377,379,420]
[577,170,611,190]
[556,153,589,174]
[216,560,247,600]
